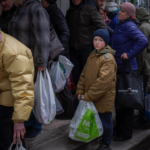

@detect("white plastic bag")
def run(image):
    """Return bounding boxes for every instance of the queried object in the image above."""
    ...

[55,94,64,115]
[69,100,103,143]
[49,61,66,93]
[33,69,56,124]
[59,55,74,78]
[8,141,26,150]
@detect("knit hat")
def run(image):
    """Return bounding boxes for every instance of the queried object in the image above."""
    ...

[121,2,135,17]
[105,2,118,12]
[93,29,109,45]
[46,0,57,4]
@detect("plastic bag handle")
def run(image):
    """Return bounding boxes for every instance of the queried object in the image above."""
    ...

[8,141,23,150]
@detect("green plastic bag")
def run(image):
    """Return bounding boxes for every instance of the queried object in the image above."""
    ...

[69,100,103,142]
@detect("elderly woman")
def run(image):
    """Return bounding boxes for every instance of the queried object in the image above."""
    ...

[110,2,148,141]
[8,0,50,139]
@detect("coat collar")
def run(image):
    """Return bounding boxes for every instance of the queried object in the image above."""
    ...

[0,31,6,54]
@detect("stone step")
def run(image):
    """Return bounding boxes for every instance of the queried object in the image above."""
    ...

[25,110,150,150]
[77,129,150,150]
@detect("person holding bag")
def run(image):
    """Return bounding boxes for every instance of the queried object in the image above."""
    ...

[8,0,51,139]
[0,31,34,150]
[76,29,117,150]
[110,2,148,141]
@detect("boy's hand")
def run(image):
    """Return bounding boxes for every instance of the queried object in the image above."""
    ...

[78,94,81,100]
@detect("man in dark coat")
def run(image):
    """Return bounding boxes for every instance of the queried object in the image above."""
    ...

[66,0,107,87]
[0,0,17,33]
[41,0,75,119]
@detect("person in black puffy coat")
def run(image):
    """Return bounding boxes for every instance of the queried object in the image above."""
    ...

[41,0,75,119]
[41,0,70,57]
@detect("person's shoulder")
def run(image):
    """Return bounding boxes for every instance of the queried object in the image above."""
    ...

[4,33,32,59]
[140,22,150,30]
[84,4,98,12]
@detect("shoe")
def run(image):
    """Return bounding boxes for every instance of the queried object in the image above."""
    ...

[133,118,150,129]
[24,128,42,140]
[113,135,131,142]
[96,141,111,150]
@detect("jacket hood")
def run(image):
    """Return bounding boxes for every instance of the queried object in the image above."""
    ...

[93,45,116,56]
[136,7,150,24]
[70,0,86,7]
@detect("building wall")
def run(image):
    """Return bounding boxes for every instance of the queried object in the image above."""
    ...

[56,0,150,15]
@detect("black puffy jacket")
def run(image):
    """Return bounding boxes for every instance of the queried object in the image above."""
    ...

[46,3,70,56]
[66,0,106,50]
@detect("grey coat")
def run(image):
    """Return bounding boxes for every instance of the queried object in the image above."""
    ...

[136,7,150,76]
[9,0,50,67]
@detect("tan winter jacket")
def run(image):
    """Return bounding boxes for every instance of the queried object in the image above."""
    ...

[0,31,34,122]
[76,45,117,113]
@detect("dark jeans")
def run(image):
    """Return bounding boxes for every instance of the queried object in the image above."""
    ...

[24,111,42,129]
[99,113,113,146]
[70,47,92,86]
[73,97,113,146]
[24,67,42,129]
[0,105,25,150]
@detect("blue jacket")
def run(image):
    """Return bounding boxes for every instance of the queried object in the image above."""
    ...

[108,9,120,30]
[110,18,148,72]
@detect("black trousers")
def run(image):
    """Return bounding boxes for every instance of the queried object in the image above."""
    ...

[70,47,92,86]
[59,83,75,118]
[116,108,134,138]
[0,105,14,150]
[0,105,25,150]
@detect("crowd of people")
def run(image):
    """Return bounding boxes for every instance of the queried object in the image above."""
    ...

[0,0,150,150]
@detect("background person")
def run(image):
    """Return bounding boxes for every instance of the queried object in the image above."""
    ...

[0,31,34,150]
[8,0,51,139]
[133,7,150,129]
[99,8,111,25]
[76,29,117,150]
[41,0,75,119]
[110,2,148,141]
[0,0,17,33]
[105,2,120,30]
[66,0,106,87]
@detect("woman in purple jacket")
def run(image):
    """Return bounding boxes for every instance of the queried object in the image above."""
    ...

[110,2,148,142]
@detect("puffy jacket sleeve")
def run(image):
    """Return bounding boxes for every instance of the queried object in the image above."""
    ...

[32,6,51,67]
[126,24,148,59]
[4,49,34,122]
[90,7,107,30]
[84,57,116,102]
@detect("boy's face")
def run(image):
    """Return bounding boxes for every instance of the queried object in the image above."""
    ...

[93,36,106,51]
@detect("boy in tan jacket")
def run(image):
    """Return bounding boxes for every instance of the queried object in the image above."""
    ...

[76,29,117,150]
